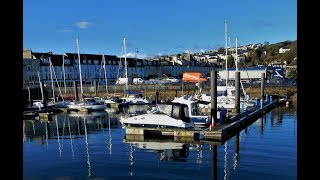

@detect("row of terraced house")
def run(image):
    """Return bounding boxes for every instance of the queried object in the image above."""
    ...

[23,49,216,88]
[23,46,288,88]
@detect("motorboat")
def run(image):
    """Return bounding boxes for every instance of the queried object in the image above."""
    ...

[120,101,195,129]
[67,97,108,111]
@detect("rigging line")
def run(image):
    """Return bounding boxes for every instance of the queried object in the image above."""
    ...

[103,54,109,94]
[229,37,247,99]
[49,59,55,101]
[49,59,64,101]
[237,40,249,99]
[98,59,103,92]
[117,43,124,79]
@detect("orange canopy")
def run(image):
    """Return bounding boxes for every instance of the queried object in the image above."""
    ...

[182,72,207,82]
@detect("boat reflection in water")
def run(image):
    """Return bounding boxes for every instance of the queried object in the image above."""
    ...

[123,135,189,162]
[23,111,121,177]
[23,111,121,141]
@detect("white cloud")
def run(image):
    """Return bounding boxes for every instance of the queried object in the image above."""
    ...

[75,21,92,29]
[120,52,148,59]
[199,49,205,53]
[184,49,193,54]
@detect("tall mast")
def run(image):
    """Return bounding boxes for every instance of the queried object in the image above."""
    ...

[236,37,247,98]
[49,58,55,102]
[103,54,109,94]
[225,20,228,87]
[76,38,84,99]
[62,53,67,97]
[123,37,128,90]
[235,37,238,71]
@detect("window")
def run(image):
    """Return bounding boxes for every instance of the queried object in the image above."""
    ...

[172,105,180,119]
[184,107,189,118]
[191,103,200,116]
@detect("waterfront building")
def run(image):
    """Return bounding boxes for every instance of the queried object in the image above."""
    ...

[23,49,214,87]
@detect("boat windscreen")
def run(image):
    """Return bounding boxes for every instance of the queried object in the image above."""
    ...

[157,104,172,116]
[172,105,180,119]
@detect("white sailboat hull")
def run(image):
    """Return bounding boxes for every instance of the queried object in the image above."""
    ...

[67,104,107,111]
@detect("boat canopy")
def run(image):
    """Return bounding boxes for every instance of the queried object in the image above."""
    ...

[182,72,207,83]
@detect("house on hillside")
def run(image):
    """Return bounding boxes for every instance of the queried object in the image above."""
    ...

[279,47,291,54]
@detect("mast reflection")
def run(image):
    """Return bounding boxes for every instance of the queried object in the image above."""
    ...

[83,117,92,177]
[67,116,74,159]
[233,133,239,172]
[55,116,62,158]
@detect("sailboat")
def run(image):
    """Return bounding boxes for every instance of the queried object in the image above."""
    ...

[47,57,71,108]
[67,38,108,111]
[116,37,152,105]
[194,21,255,110]
[31,55,69,109]
[92,54,119,108]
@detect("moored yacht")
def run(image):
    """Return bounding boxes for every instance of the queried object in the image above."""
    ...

[120,101,194,129]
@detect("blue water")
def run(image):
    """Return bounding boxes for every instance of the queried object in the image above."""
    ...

[23,107,297,179]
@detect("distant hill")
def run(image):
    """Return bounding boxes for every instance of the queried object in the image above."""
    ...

[239,40,297,67]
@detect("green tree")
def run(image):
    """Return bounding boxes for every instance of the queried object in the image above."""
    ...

[217,47,225,53]
[254,47,263,64]
[227,55,235,68]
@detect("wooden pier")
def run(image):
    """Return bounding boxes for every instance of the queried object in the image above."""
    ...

[23,108,63,120]
[204,100,278,140]
[124,99,279,142]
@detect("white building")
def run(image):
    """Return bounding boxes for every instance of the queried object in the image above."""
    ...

[218,66,273,80]
[23,50,213,87]
[279,47,291,54]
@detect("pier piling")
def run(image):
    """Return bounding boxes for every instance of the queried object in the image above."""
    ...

[210,70,217,127]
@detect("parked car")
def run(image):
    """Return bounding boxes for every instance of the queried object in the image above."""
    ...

[166,77,180,83]
[133,78,145,85]
[116,78,132,85]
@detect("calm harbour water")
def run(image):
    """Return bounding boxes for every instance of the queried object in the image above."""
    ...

[23,106,297,180]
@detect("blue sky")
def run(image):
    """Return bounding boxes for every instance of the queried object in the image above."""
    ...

[23,0,296,58]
